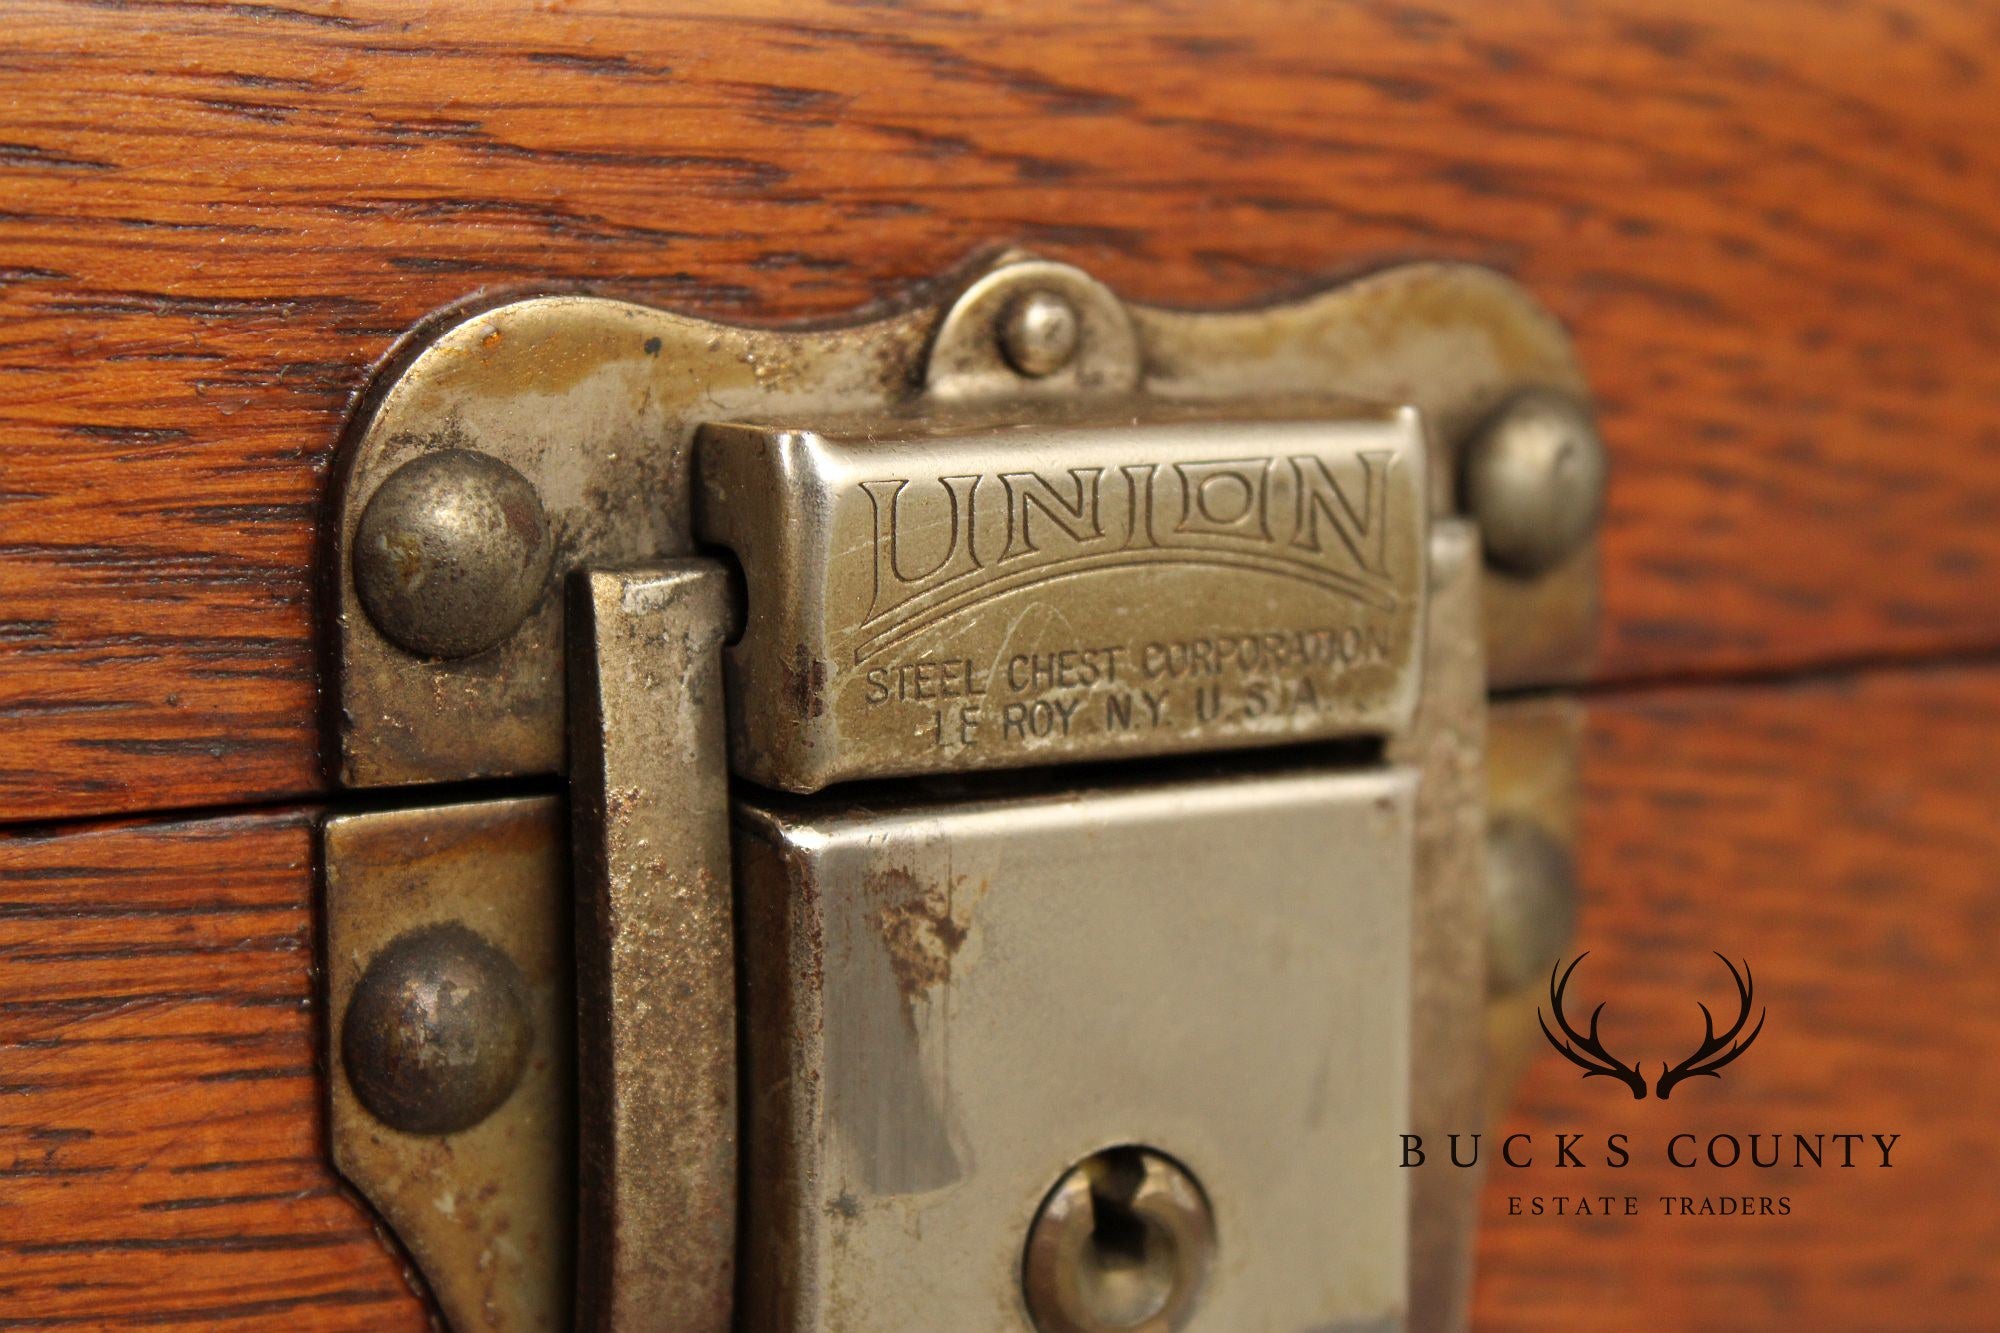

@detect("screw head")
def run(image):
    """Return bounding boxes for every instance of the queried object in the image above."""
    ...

[341,922,532,1136]
[354,449,554,659]
[1461,390,1607,577]
[1486,814,1580,996]
[999,290,1082,378]
[1023,1146,1215,1333]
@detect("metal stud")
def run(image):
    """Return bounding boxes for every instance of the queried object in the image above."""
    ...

[998,289,1082,378]
[341,921,533,1136]
[1022,1147,1215,1333]
[353,448,554,659]
[1461,389,1607,577]
[1485,813,1580,997]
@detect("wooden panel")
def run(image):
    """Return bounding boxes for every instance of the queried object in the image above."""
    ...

[1474,664,2000,1329]
[0,808,425,1329]
[3,1,2000,820]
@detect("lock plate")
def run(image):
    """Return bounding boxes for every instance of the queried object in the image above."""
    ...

[326,254,1594,792]
[735,764,1415,1331]
[321,253,1603,1333]
[700,408,1428,791]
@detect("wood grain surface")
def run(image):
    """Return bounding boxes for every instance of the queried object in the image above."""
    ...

[1,3,1995,1327]
[1474,663,2000,1330]
[0,808,426,1329]
[2,665,1993,1328]
[4,0,2000,821]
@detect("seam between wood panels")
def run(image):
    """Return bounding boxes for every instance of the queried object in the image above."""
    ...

[1510,639,2000,707]
[6,646,2000,838]
[0,774,560,840]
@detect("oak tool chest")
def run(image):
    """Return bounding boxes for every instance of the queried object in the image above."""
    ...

[1,4,1995,1330]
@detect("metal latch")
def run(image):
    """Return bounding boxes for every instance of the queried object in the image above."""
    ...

[319,255,1603,1332]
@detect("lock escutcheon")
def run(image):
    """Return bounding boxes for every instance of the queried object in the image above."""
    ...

[320,254,1599,1332]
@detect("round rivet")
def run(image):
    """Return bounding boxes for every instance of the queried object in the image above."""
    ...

[353,449,554,660]
[1023,1146,1215,1333]
[341,922,531,1136]
[1461,390,1607,577]
[998,290,1082,378]
[1486,814,1580,996]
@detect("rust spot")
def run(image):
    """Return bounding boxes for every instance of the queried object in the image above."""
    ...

[779,643,829,719]
[605,785,643,823]
[868,867,983,1004]
[386,530,425,588]
[499,488,546,550]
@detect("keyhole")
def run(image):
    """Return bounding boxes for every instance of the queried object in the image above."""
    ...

[1076,1148,1179,1326]
[1023,1145,1215,1333]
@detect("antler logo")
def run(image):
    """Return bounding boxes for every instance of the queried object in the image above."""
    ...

[1538,954,1649,1099]
[1539,952,1767,1100]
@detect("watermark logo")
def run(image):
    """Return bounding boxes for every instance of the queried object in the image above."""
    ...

[1404,952,1898,1222]
[1540,951,1767,1100]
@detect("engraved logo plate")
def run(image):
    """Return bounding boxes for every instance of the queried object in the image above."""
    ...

[698,409,1427,792]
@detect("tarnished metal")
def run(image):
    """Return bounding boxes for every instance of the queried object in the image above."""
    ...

[328,293,934,789]
[1486,813,1581,997]
[323,797,572,1333]
[1126,265,1597,688]
[927,260,1136,402]
[997,290,1083,379]
[1483,697,1587,1126]
[342,921,533,1136]
[1461,389,1608,577]
[1388,518,1487,1333]
[320,251,1607,1331]
[698,408,1428,792]
[1022,1147,1216,1333]
[566,561,738,1332]
[353,448,556,660]
[734,765,1413,1332]
[329,253,1596,791]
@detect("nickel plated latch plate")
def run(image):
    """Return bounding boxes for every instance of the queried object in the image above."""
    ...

[319,253,1603,1332]
[698,405,1429,790]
